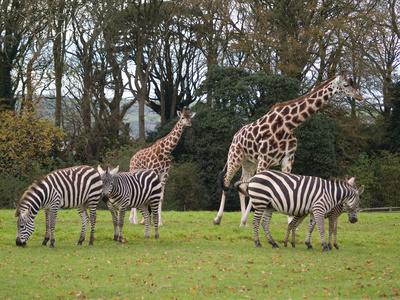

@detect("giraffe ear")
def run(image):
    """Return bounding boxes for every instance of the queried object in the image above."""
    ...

[177,111,182,117]
[341,70,347,79]
[190,112,196,118]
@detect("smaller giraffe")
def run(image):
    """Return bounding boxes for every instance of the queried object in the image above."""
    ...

[214,71,364,226]
[129,107,196,226]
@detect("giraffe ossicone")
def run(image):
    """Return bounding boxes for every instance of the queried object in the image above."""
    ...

[213,71,364,226]
[128,107,196,226]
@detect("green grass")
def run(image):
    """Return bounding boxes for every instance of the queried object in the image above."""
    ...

[1,209,399,299]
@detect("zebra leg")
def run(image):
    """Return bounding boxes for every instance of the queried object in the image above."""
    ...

[88,204,97,246]
[314,212,329,251]
[76,206,89,245]
[261,209,279,248]
[284,215,307,248]
[305,215,317,250]
[139,205,151,238]
[107,202,119,241]
[49,208,59,248]
[117,208,127,243]
[42,208,51,246]
[331,217,339,249]
[252,208,263,247]
[152,202,160,239]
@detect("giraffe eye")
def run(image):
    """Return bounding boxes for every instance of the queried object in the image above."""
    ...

[344,83,349,87]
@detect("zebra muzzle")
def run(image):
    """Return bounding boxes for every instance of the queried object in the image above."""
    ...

[16,237,26,247]
[102,194,110,203]
[349,216,357,223]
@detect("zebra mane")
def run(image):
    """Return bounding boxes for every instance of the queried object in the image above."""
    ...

[15,177,45,217]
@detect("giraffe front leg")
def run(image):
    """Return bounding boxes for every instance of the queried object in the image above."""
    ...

[129,208,138,225]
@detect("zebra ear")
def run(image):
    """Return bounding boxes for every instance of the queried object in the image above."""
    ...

[22,207,31,218]
[97,165,105,175]
[347,177,355,186]
[110,165,119,176]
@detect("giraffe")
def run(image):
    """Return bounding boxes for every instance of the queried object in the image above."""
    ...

[214,71,364,227]
[128,107,196,226]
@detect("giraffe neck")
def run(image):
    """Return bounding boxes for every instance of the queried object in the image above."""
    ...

[271,77,336,132]
[158,120,184,156]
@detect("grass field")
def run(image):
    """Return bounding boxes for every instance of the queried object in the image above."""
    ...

[0,209,399,299]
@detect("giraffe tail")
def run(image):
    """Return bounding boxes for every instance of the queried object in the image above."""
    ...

[218,169,231,192]
[234,180,250,197]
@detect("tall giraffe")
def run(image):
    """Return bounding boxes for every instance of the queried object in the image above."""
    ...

[129,107,196,226]
[214,71,364,226]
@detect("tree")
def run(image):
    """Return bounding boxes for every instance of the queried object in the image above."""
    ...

[197,65,299,120]
[382,81,400,152]
[0,0,25,111]
[292,113,337,179]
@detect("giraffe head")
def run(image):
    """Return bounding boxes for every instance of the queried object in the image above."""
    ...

[177,107,196,127]
[334,71,364,101]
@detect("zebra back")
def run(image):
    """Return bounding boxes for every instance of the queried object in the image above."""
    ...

[248,170,360,216]
[107,169,162,209]
[15,165,103,218]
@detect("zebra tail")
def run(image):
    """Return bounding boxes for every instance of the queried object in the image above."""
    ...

[234,181,250,197]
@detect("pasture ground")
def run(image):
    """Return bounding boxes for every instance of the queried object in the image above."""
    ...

[0,210,399,299]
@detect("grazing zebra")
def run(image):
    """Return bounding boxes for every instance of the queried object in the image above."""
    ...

[97,165,162,242]
[15,165,103,248]
[235,170,364,251]
[283,175,362,250]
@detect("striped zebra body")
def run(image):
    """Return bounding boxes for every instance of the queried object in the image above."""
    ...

[284,204,344,249]
[235,170,363,251]
[15,165,103,248]
[97,166,162,242]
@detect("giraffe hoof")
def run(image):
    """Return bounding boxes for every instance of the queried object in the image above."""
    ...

[213,218,221,225]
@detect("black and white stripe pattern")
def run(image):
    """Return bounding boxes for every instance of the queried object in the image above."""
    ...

[284,204,345,249]
[15,165,103,248]
[235,170,364,251]
[97,166,162,242]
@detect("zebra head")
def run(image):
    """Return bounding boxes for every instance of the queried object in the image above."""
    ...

[97,165,119,202]
[15,207,35,246]
[343,176,364,223]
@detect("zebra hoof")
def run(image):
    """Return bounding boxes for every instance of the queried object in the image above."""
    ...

[291,243,296,248]
[76,241,82,246]
[49,243,55,249]
[41,241,47,246]
[322,246,330,252]
[88,242,93,246]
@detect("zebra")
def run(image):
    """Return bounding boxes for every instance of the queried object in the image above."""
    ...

[15,165,103,248]
[235,170,364,251]
[97,165,162,242]
[283,175,362,250]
